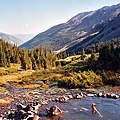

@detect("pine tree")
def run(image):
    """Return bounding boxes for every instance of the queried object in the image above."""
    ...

[81,48,85,56]
[62,51,67,59]
[30,51,38,70]
[0,39,57,70]
[95,44,99,53]
[45,46,48,57]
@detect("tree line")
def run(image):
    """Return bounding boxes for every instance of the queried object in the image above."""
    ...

[0,37,119,70]
[0,39,56,70]
[86,38,120,71]
[85,38,120,54]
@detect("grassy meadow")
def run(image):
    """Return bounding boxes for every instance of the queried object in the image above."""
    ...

[0,52,119,92]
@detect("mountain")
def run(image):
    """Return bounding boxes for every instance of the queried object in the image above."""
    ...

[12,34,36,42]
[66,13,120,54]
[0,32,23,46]
[20,3,120,52]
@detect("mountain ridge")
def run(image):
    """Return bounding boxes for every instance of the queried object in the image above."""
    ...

[66,13,120,54]
[0,32,23,46]
[20,3,120,53]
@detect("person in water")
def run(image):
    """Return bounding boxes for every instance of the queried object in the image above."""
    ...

[92,103,103,117]
[80,103,103,117]
[46,105,63,116]
[92,103,97,114]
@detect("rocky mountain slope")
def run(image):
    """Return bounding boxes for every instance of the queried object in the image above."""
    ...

[66,13,120,54]
[0,32,23,46]
[20,3,120,52]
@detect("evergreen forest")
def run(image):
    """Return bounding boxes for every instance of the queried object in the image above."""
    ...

[0,38,120,88]
[0,39,56,70]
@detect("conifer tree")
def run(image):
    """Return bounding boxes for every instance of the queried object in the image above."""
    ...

[62,51,67,59]
[45,46,48,58]
[0,39,57,70]
[81,48,85,56]
[30,51,38,70]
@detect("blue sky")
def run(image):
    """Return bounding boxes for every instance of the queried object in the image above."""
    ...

[0,0,120,34]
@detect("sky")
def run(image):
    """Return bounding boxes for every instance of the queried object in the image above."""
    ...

[0,0,120,35]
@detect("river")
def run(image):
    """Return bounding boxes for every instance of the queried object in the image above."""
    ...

[39,96,120,120]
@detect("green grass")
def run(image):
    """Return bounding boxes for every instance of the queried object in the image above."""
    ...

[0,53,118,89]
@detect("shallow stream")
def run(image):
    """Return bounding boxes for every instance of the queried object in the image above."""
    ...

[39,97,120,120]
[0,82,120,120]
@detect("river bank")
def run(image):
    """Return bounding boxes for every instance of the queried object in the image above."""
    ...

[0,84,120,119]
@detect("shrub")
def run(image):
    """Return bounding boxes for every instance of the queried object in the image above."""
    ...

[58,70,103,88]
[100,70,120,86]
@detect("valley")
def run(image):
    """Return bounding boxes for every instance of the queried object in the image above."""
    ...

[20,3,120,54]
[0,2,120,120]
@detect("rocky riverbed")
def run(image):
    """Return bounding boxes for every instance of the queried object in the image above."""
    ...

[0,84,120,120]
